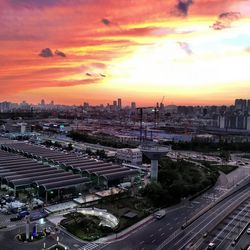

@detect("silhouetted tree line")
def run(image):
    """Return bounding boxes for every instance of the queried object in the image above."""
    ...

[163,139,250,153]
[69,131,138,149]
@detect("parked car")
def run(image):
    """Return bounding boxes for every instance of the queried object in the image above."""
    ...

[10,216,21,222]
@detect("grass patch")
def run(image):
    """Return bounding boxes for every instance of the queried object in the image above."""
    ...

[96,197,151,233]
[209,164,238,174]
[61,213,113,241]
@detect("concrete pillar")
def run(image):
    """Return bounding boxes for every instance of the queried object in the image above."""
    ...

[25,218,30,240]
[151,160,158,182]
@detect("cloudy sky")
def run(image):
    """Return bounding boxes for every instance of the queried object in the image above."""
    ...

[1,0,250,106]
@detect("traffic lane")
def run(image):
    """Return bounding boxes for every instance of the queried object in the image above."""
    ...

[104,183,240,250]
[107,186,247,250]
[235,229,250,250]
[102,196,217,250]
[102,207,191,250]
[163,189,250,250]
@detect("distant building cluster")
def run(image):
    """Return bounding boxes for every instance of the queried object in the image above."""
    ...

[218,99,250,131]
[1,98,250,135]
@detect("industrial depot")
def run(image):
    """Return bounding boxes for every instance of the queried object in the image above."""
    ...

[0,138,140,205]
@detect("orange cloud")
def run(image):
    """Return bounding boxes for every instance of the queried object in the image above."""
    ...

[0,0,249,105]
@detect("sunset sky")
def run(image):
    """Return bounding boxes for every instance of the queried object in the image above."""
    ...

[1,0,250,106]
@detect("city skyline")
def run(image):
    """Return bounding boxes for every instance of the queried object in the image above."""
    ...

[1,97,249,108]
[1,0,250,105]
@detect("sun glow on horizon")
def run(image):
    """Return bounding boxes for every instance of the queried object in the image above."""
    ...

[0,0,250,105]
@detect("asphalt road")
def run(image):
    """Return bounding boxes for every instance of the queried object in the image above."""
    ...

[101,183,250,250]
[100,190,225,250]
[234,228,250,250]
[199,198,250,250]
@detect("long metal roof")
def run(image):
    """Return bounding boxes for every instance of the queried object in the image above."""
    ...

[39,177,91,191]
[1,142,137,183]
[10,171,69,188]
[101,169,138,181]
[2,168,58,182]
[59,159,94,165]
[81,165,117,173]
[75,162,112,171]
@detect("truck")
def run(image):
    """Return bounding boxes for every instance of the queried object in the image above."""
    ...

[154,210,166,219]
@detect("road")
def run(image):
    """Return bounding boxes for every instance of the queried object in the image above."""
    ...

[234,227,250,249]
[101,183,250,250]
[42,135,118,153]
[0,219,104,250]
[199,198,250,250]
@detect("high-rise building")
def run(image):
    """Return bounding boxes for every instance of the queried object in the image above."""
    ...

[118,98,122,109]
[235,99,247,111]
[131,102,136,110]
[41,99,45,106]
[247,99,250,108]
[113,100,117,107]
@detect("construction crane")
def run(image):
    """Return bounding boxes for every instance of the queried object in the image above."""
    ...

[137,106,158,143]
[160,96,165,106]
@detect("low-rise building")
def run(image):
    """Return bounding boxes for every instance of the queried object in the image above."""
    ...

[116,148,142,164]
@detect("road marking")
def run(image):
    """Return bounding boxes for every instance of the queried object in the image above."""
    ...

[158,228,162,232]
[166,223,170,226]
[161,233,165,237]
[170,227,173,230]
[150,234,154,238]
[174,217,178,221]
[152,239,156,243]
[139,241,144,245]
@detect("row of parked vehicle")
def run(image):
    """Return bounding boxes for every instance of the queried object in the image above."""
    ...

[10,208,49,222]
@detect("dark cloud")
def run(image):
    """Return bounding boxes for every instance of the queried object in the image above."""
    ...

[55,50,66,57]
[39,48,53,57]
[219,12,241,21]
[177,42,192,55]
[176,0,193,16]
[101,18,122,30]
[210,21,228,30]
[10,0,69,8]
[86,72,107,78]
[101,18,111,26]
[211,11,241,30]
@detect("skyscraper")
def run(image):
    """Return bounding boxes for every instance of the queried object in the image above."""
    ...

[131,101,136,110]
[41,99,45,106]
[118,98,122,109]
